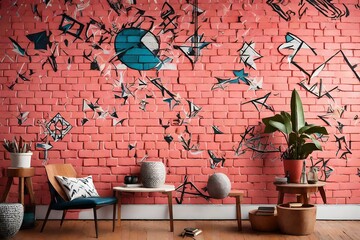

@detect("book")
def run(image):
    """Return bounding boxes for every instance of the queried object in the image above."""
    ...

[255,210,275,216]
[181,227,202,237]
[257,206,275,212]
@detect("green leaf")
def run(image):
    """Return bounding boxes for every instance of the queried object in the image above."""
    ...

[280,111,292,134]
[262,114,284,133]
[290,89,305,132]
[299,125,328,135]
[300,143,321,159]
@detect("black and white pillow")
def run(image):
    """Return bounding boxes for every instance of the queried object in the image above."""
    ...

[55,175,99,201]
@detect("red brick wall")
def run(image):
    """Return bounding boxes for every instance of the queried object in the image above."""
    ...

[0,0,359,208]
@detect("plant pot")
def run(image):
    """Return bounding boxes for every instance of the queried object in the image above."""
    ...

[140,161,166,188]
[277,203,316,235]
[10,152,33,168]
[283,159,304,183]
[0,203,24,238]
[249,210,278,232]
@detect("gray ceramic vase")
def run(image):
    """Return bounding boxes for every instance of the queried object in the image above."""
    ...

[207,173,231,199]
[0,203,24,239]
[140,161,166,188]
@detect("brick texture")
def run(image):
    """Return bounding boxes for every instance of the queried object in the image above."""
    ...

[0,0,359,207]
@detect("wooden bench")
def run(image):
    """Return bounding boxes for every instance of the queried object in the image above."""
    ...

[228,190,244,231]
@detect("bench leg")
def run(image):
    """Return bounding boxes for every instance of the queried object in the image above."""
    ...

[235,195,242,231]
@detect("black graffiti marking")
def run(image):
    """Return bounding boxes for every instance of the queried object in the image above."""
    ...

[175,175,210,204]
[304,0,349,19]
[267,0,295,21]
[241,92,274,112]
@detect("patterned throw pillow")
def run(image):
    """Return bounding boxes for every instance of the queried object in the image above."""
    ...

[55,175,99,201]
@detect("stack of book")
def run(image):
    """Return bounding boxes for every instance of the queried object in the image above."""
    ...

[180,227,202,237]
[256,206,275,216]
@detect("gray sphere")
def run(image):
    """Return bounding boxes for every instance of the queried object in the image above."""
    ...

[207,173,231,199]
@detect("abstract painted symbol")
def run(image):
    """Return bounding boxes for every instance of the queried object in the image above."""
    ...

[58,14,84,40]
[335,135,352,160]
[164,134,173,145]
[9,37,30,60]
[175,175,210,204]
[17,112,29,125]
[278,32,317,80]
[305,0,349,19]
[114,28,162,70]
[212,126,224,134]
[241,92,274,112]
[36,140,53,162]
[174,33,210,68]
[186,100,202,118]
[238,41,262,70]
[298,79,338,100]
[46,113,72,142]
[208,150,225,169]
[212,69,262,91]
[266,0,295,21]
[159,2,178,35]
[357,168,360,177]
[310,157,334,181]
[26,31,52,50]
[318,104,347,126]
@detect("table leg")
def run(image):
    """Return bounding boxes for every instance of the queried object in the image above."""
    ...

[25,177,35,205]
[165,191,174,232]
[19,177,25,205]
[235,195,242,231]
[1,177,13,202]
[319,186,327,204]
[117,192,121,225]
[277,191,284,204]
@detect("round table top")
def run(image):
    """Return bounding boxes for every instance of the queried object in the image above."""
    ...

[113,184,175,193]
[274,182,326,188]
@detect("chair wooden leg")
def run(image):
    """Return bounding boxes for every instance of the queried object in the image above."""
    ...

[60,210,67,226]
[93,207,98,238]
[41,205,52,232]
[112,203,116,232]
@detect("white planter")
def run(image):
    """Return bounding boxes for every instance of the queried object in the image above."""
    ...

[10,152,33,168]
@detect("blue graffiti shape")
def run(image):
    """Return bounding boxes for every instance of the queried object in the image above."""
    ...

[278,32,317,80]
[58,14,84,41]
[174,33,210,68]
[208,150,225,169]
[241,92,274,112]
[212,69,262,91]
[9,37,28,58]
[310,157,333,181]
[26,31,52,50]
[238,41,262,70]
[46,113,72,142]
[36,142,53,161]
[266,0,295,21]
[304,0,349,19]
[114,28,162,70]
[175,175,210,204]
[298,79,338,101]
[335,135,352,160]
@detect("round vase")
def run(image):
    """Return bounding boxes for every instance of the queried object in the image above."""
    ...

[10,152,33,168]
[140,161,166,188]
[283,159,304,183]
[206,173,231,199]
[277,203,317,235]
[0,203,24,239]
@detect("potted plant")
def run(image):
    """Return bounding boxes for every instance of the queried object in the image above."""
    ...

[3,137,33,168]
[262,89,328,183]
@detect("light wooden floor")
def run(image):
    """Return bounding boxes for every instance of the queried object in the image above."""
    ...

[13,220,359,240]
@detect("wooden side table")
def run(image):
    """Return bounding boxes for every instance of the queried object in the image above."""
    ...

[113,184,175,232]
[274,182,326,205]
[228,190,243,231]
[1,167,35,205]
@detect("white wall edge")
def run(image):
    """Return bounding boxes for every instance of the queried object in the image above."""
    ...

[35,204,360,220]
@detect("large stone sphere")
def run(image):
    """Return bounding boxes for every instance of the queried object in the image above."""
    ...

[207,173,231,199]
[0,203,24,239]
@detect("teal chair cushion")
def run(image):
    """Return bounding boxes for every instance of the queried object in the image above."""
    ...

[51,197,117,210]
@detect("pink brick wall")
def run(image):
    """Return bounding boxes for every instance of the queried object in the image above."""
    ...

[0,0,359,209]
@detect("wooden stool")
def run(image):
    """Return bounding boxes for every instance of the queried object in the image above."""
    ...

[0,167,35,205]
[228,190,243,231]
